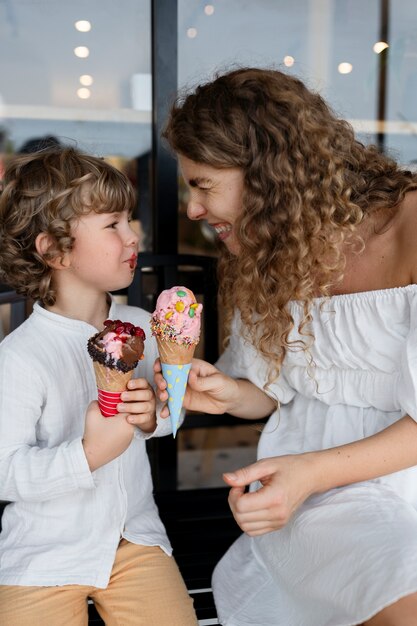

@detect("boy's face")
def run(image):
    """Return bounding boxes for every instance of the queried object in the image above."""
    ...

[66,209,139,294]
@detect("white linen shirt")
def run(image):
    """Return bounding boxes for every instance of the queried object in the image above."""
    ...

[0,299,174,588]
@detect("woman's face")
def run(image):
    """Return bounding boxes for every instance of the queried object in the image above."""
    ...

[178,155,244,255]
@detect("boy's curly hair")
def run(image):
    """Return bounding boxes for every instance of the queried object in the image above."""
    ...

[0,146,136,306]
[164,67,417,382]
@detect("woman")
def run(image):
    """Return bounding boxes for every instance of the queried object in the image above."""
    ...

[157,67,417,625]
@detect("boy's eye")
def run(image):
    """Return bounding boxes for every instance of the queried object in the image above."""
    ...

[106,221,119,229]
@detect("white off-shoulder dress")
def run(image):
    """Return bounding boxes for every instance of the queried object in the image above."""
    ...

[213,286,417,626]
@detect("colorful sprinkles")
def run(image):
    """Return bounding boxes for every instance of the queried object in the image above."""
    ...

[150,287,202,346]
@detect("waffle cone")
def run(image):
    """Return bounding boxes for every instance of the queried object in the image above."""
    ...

[156,338,196,365]
[92,361,133,392]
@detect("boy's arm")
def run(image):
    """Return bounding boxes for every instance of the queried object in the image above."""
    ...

[0,435,95,502]
[82,401,135,471]
[0,350,95,502]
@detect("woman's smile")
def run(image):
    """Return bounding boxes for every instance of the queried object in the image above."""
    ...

[212,222,233,240]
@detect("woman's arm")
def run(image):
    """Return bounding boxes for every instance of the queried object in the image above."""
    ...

[154,357,277,420]
[224,414,417,535]
[313,413,417,489]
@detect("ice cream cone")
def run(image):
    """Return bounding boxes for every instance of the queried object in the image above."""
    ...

[93,361,133,417]
[157,338,195,436]
[156,337,195,365]
[88,319,146,418]
[93,361,133,392]
[151,286,202,437]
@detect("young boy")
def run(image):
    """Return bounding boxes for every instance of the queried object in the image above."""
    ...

[0,147,198,626]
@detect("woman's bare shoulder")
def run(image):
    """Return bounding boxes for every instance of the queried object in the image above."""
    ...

[398,190,417,282]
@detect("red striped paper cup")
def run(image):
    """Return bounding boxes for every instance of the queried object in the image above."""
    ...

[97,389,122,418]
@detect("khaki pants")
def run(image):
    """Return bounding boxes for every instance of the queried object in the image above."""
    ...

[0,539,198,626]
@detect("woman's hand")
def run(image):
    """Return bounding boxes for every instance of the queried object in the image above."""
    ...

[154,357,276,420]
[224,416,417,536]
[117,378,156,433]
[154,357,240,418]
[223,454,318,536]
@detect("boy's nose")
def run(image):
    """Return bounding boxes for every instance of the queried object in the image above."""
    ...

[126,225,140,247]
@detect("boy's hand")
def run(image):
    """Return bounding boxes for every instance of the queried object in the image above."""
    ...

[117,378,156,433]
[82,401,135,472]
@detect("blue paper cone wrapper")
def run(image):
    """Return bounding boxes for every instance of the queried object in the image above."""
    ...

[161,362,192,437]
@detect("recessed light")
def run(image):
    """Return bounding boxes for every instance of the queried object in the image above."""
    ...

[77,87,91,99]
[373,41,389,54]
[338,62,353,74]
[75,20,91,32]
[80,74,93,86]
[74,46,90,58]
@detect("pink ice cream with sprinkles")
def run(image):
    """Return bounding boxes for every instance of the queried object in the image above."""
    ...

[150,286,202,346]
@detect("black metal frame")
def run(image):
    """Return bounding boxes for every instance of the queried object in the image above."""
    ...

[128,252,221,491]
[0,286,27,332]
[151,0,179,254]
[377,0,390,151]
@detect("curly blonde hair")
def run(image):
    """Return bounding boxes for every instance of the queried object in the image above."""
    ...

[164,67,417,382]
[0,146,136,306]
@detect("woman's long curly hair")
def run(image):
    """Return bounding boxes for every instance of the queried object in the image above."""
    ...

[164,67,417,382]
[0,146,136,306]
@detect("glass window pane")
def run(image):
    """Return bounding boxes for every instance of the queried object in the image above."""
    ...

[178,0,417,166]
[1,0,151,159]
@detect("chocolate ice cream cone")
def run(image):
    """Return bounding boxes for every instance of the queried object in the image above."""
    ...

[92,362,133,417]
[87,319,146,418]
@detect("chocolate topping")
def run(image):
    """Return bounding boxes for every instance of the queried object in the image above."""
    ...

[87,319,146,372]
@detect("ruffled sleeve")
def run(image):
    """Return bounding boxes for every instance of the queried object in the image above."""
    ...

[215,311,295,405]
[398,291,417,421]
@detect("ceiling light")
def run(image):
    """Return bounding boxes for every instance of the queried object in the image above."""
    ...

[75,20,91,32]
[77,88,91,99]
[187,28,197,39]
[80,74,93,86]
[373,41,389,54]
[204,5,215,15]
[283,56,295,67]
[338,62,353,74]
[74,46,89,58]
